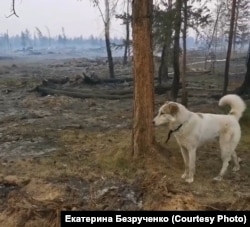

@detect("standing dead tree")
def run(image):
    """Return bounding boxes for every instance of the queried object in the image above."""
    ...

[181,0,188,106]
[153,1,174,85]
[171,0,182,101]
[115,0,132,65]
[223,0,237,95]
[235,42,250,95]
[35,27,46,47]
[204,2,223,70]
[92,0,118,78]
[232,0,250,52]
[6,0,19,18]
[45,26,51,48]
[123,0,131,65]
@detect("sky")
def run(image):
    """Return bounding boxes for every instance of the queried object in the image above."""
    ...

[0,0,125,38]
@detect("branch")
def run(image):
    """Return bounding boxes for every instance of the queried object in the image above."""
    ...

[93,0,106,24]
[110,0,119,16]
[6,0,19,18]
[92,0,119,25]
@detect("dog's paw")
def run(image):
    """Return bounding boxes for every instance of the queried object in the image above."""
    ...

[181,172,187,179]
[185,177,193,183]
[232,166,240,172]
[213,176,222,181]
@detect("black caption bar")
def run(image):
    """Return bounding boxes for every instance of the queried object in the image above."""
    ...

[61,211,249,226]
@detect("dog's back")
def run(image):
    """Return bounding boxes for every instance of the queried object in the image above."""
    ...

[189,94,246,145]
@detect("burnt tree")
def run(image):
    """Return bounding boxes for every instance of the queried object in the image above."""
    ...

[235,45,250,95]
[123,0,131,65]
[104,0,115,78]
[6,0,19,17]
[92,0,115,78]
[171,0,182,101]
[181,0,188,106]
[223,0,237,95]
[158,43,169,84]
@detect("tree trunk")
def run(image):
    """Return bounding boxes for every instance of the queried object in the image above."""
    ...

[205,2,222,70]
[123,27,129,65]
[123,0,130,65]
[105,0,115,78]
[223,0,237,95]
[171,0,182,101]
[132,0,155,158]
[158,43,168,85]
[158,0,172,86]
[181,0,188,106]
[235,43,250,94]
[105,29,115,78]
[233,1,239,53]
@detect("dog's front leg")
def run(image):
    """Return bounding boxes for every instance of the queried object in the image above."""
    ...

[180,146,189,179]
[186,148,196,183]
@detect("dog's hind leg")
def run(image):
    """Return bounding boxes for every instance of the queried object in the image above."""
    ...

[214,148,232,181]
[232,151,240,172]
[214,133,238,181]
[180,146,189,179]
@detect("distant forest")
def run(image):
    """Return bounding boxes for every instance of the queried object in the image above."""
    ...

[0,28,198,52]
[0,28,124,51]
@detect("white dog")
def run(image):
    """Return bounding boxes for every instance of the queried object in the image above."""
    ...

[153,94,246,183]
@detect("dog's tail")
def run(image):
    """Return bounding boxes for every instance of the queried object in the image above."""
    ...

[219,94,246,120]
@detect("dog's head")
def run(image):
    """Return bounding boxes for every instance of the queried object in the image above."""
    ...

[153,101,179,126]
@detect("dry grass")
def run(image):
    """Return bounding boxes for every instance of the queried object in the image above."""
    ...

[1,56,250,226]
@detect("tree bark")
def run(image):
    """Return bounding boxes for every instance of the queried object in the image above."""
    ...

[233,1,239,53]
[235,44,250,95]
[105,0,115,78]
[105,28,115,79]
[132,0,155,158]
[223,0,237,95]
[181,0,188,106]
[123,0,131,65]
[158,43,169,85]
[157,0,172,86]
[171,0,182,101]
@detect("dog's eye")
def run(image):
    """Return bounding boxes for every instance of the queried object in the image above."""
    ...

[160,112,164,115]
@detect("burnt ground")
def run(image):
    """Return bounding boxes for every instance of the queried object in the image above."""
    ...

[0,54,250,226]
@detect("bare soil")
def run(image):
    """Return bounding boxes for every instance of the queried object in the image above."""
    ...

[0,55,250,226]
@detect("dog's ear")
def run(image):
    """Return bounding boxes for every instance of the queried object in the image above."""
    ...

[169,103,179,115]
[162,102,179,116]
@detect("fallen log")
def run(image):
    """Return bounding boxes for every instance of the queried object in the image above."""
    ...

[82,72,160,85]
[42,77,69,85]
[54,87,133,96]
[83,73,134,85]
[32,76,180,99]
[35,86,133,100]
[33,82,176,99]
[82,73,101,84]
